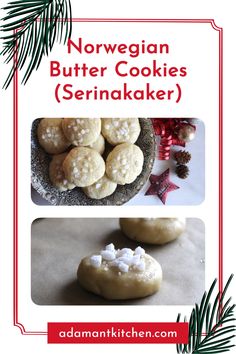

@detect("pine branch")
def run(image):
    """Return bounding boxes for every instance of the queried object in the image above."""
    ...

[176,275,236,354]
[0,0,72,88]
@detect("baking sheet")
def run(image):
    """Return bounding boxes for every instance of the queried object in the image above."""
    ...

[31,218,205,305]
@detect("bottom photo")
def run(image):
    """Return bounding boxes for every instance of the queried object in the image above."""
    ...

[31,218,205,305]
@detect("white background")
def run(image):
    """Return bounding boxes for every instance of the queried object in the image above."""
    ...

[0,1,236,353]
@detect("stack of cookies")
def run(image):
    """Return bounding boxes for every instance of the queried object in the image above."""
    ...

[37,118,144,199]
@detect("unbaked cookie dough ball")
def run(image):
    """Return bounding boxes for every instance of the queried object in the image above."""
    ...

[63,147,105,187]
[120,218,186,245]
[88,134,105,155]
[105,143,144,185]
[83,174,117,199]
[49,153,75,191]
[37,118,71,154]
[77,244,162,300]
[101,118,141,145]
[62,118,101,146]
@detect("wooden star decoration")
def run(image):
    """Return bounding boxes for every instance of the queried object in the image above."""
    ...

[145,168,179,204]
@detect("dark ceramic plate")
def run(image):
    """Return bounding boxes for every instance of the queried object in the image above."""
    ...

[31,118,156,205]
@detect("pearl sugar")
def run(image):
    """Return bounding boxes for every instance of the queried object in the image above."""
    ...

[89,244,146,273]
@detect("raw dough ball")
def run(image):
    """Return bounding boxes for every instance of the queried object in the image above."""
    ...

[120,218,186,245]
[101,118,141,145]
[49,153,75,191]
[83,174,117,199]
[63,147,105,187]
[88,134,105,155]
[77,244,162,300]
[37,118,70,154]
[105,143,144,185]
[62,118,101,146]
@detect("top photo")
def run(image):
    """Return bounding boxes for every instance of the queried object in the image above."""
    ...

[31,117,204,206]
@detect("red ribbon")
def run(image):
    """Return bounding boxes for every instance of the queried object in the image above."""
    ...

[151,118,195,160]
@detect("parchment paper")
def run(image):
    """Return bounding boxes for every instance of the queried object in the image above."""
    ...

[31,218,205,305]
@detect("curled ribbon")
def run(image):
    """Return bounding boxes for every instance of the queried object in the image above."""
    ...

[151,118,195,160]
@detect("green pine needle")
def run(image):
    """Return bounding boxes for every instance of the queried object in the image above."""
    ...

[177,275,236,354]
[0,0,72,88]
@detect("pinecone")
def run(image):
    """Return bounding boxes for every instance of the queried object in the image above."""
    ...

[174,150,191,164]
[176,164,189,179]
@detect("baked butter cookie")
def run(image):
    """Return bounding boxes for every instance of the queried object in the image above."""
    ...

[62,118,101,146]
[120,218,186,245]
[49,153,75,191]
[77,244,162,300]
[88,134,105,155]
[101,118,141,145]
[83,174,117,199]
[63,147,105,187]
[106,143,144,185]
[37,118,70,154]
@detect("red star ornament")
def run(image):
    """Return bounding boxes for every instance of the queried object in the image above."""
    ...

[145,168,179,204]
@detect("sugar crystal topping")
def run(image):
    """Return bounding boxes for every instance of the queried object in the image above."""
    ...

[90,255,102,268]
[66,119,92,143]
[53,157,70,186]
[70,151,97,180]
[89,244,146,273]
[41,125,62,146]
[104,119,139,141]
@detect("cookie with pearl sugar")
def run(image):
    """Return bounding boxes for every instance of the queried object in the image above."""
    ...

[37,118,71,154]
[88,134,105,155]
[62,118,101,146]
[83,174,117,199]
[101,118,141,145]
[77,244,162,300]
[63,147,105,187]
[106,143,144,185]
[49,153,75,191]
